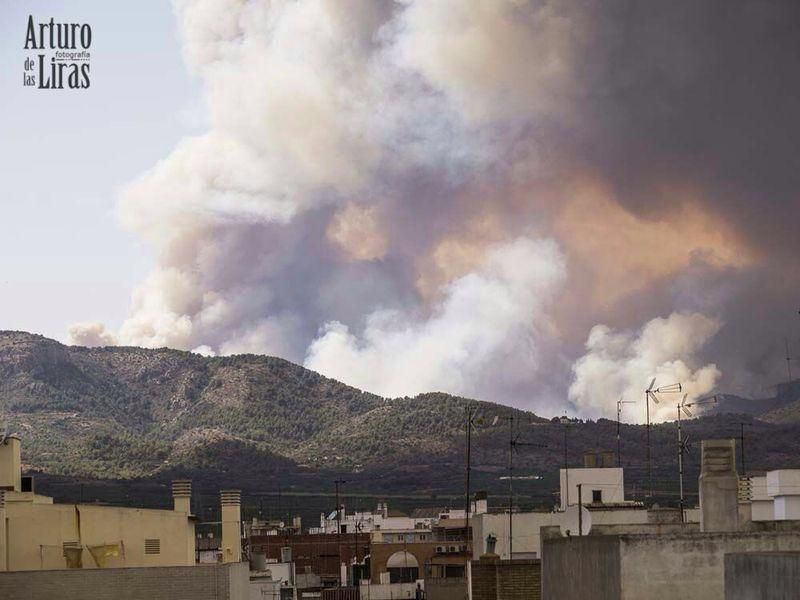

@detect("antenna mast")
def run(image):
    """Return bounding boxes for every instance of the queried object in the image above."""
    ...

[506,416,545,558]
[677,394,717,521]
[645,379,681,499]
[616,397,635,467]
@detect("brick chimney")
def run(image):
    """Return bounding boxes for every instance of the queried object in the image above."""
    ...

[221,490,242,563]
[172,480,192,514]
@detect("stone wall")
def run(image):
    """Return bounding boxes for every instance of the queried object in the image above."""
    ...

[0,562,249,600]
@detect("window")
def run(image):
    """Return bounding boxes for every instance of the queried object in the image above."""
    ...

[592,490,602,503]
[144,539,161,555]
[387,551,419,583]
[445,565,465,578]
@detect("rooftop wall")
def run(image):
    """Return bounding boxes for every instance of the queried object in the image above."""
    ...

[619,531,800,600]
[724,552,800,600]
[472,506,648,560]
[472,557,542,600]
[541,537,620,600]
[0,562,249,600]
[4,501,195,571]
[542,529,800,600]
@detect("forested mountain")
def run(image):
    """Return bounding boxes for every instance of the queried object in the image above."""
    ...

[3,330,800,510]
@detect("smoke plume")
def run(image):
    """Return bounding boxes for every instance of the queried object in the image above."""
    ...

[68,0,800,422]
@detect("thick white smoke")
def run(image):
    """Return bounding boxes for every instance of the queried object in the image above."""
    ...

[66,0,744,415]
[568,312,722,423]
[306,237,565,398]
[67,322,117,348]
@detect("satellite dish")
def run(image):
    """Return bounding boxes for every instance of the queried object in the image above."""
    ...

[560,505,591,537]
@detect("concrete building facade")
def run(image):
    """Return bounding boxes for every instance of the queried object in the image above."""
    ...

[542,529,800,600]
[473,462,648,560]
[0,436,196,571]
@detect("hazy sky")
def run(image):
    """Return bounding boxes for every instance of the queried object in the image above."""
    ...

[0,1,199,338]
[2,1,799,420]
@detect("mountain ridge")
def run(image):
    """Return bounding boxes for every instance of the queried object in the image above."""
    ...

[4,330,800,510]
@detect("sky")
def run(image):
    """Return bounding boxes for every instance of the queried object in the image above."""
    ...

[0,0,201,336]
[1,0,799,422]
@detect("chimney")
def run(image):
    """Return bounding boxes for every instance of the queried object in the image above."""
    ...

[0,435,22,492]
[221,490,242,563]
[699,439,739,532]
[474,491,488,515]
[172,480,192,513]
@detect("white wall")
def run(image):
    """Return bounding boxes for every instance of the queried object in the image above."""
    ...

[359,581,422,600]
[472,506,648,560]
[766,470,800,497]
[763,470,800,520]
[559,468,625,510]
[774,496,800,520]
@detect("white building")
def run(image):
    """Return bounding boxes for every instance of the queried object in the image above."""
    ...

[559,466,625,510]
[473,459,648,560]
[766,470,800,520]
[740,470,800,522]
[749,475,774,521]
[310,498,487,535]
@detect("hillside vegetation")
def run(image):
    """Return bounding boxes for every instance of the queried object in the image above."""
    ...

[3,330,800,504]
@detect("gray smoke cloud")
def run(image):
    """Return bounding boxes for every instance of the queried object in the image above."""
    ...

[69,0,800,422]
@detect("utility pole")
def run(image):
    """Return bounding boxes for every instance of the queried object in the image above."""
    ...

[740,422,746,475]
[785,338,793,383]
[616,398,635,467]
[645,387,652,499]
[335,479,346,586]
[508,414,514,559]
[506,415,546,559]
[464,406,475,582]
[563,418,569,509]
[677,404,686,524]
[577,484,583,537]
[677,395,717,522]
[645,380,681,500]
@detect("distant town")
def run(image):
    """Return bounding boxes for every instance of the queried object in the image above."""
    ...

[3,403,800,599]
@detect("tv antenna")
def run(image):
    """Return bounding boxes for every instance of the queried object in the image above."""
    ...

[645,379,682,499]
[616,397,636,467]
[504,415,546,558]
[677,393,717,521]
